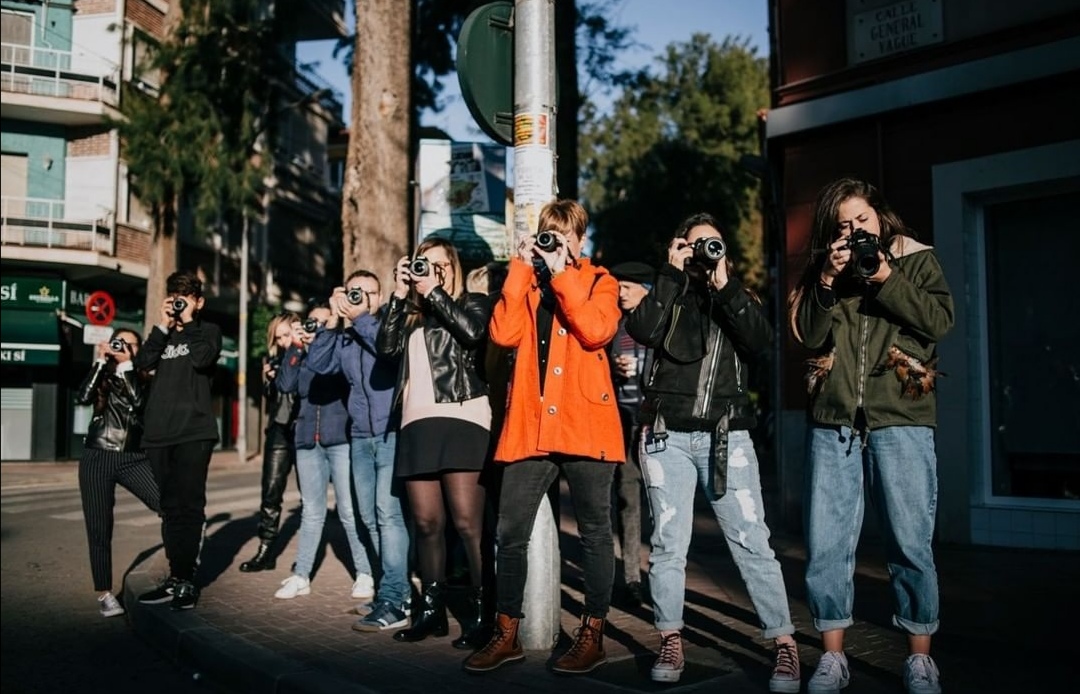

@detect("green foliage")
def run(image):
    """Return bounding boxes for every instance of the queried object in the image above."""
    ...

[581,34,769,294]
[117,0,278,236]
[248,302,277,361]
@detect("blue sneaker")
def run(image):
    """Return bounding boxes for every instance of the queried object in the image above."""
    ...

[352,600,408,632]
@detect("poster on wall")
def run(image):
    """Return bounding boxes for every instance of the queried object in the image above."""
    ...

[417,139,511,267]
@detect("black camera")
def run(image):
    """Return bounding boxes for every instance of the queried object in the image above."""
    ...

[842,229,881,278]
[170,297,188,316]
[267,353,283,371]
[108,337,127,353]
[301,318,320,334]
[691,237,726,266]
[346,288,366,305]
[535,230,559,253]
[410,257,431,277]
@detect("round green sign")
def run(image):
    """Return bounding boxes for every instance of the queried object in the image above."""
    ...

[456,2,514,145]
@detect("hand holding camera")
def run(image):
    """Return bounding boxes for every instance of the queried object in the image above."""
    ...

[407,255,441,298]
[822,228,889,284]
[530,229,571,276]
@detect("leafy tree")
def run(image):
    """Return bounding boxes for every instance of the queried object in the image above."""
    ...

[581,34,769,294]
[117,0,278,330]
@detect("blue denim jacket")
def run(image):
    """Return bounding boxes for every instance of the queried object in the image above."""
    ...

[276,343,351,449]
[305,313,397,439]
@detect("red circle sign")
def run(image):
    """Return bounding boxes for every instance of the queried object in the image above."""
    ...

[85,290,116,326]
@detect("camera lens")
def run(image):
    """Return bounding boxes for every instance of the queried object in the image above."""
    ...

[410,257,430,276]
[846,229,881,278]
[535,230,559,253]
[346,288,364,305]
[109,338,126,353]
[692,237,726,266]
[302,318,319,333]
[171,297,187,315]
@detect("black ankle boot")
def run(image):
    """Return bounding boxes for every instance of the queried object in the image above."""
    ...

[239,542,276,572]
[393,582,448,642]
[452,586,491,649]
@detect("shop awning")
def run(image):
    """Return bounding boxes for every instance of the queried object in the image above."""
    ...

[1,310,61,366]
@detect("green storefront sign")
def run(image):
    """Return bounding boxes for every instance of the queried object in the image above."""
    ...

[1,276,65,366]
[1,276,66,311]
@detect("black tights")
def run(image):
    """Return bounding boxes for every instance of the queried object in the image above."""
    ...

[405,471,486,587]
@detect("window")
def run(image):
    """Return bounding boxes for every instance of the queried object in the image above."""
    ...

[1,10,33,65]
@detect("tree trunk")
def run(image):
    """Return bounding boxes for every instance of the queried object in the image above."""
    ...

[143,199,178,334]
[555,0,579,201]
[342,0,413,290]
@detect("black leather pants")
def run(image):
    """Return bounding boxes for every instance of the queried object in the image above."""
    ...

[257,425,295,543]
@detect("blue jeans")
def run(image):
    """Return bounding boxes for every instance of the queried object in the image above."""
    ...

[804,424,940,636]
[293,443,371,580]
[496,457,615,618]
[350,432,409,605]
[642,429,794,638]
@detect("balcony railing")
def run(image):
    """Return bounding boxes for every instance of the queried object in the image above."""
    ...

[0,43,119,107]
[1,196,114,253]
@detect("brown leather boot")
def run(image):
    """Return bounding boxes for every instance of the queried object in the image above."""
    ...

[462,613,524,673]
[552,614,607,674]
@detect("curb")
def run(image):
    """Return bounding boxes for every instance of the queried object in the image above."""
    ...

[125,557,379,694]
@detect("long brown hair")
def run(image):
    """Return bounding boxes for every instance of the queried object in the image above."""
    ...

[405,237,464,330]
[786,177,912,341]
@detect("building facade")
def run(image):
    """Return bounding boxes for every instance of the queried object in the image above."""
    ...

[766,0,1080,550]
[1,0,346,460]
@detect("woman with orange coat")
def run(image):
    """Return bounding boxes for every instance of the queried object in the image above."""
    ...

[464,199,624,676]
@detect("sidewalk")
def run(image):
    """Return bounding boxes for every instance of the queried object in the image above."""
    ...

[6,455,1079,693]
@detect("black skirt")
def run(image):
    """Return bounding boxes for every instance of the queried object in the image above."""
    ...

[394,417,490,478]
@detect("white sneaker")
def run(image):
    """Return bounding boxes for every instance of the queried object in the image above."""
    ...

[904,654,942,694]
[274,574,311,599]
[98,592,125,618]
[807,651,850,693]
[351,573,375,600]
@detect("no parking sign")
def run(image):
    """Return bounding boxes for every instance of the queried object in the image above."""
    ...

[84,290,116,326]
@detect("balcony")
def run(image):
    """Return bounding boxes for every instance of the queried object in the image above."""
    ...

[0,43,121,126]
[1,196,114,254]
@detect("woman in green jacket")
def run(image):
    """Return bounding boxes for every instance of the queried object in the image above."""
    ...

[788,178,954,694]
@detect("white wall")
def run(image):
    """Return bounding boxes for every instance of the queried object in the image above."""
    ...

[64,156,115,221]
[71,14,122,77]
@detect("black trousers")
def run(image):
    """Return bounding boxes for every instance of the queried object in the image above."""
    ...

[146,440,214,582]
[256,424,296,543]
[79,448,161,591]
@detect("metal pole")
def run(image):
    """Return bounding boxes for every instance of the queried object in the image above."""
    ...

[513,0,560,651]
[237,209,249,464]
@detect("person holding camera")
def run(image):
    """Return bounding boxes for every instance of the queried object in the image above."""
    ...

[606,261,657,609]
[464,199,624,676]
[625,213,799,691]
[376,238,493,646]
[134,271,222,611]
[238,311,302,573]
[272,302,373,602]
[305,270,411,632]
[76,328,160,618]
[788,178,953,694]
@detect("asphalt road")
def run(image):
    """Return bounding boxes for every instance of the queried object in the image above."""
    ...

[0,466,258,694]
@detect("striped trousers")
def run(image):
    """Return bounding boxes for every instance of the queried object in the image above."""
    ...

[79,448,161,591]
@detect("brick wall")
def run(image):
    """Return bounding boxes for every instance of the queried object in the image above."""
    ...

[125,0,166,38]
[75,0,117,16]
[116,223,152,264]
[67,128,111,157]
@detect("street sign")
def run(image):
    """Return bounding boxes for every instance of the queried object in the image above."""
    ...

[85,290,116,326]
[457,2,514,145]
[83,324,113,345]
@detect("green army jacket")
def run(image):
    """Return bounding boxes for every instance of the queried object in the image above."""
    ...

[793,235,954,430]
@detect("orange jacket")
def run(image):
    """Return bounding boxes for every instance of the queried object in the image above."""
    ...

[489,257,625,464]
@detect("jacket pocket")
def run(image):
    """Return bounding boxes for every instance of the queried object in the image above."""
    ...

[578,352,617,406]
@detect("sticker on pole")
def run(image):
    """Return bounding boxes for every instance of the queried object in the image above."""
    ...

[85,290,116,326]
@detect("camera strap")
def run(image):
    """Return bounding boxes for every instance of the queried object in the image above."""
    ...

[711,406,731,499]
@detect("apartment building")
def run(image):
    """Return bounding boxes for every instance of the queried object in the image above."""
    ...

[765,0,1080,549]
[1,0,347,459]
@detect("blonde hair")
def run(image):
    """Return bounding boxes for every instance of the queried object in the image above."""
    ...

[537,199,588,241]
[266,312,300,358]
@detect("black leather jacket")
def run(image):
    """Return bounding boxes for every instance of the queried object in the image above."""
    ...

[625,263,771,432]
[76,360,147,452]
[376,288,490,404]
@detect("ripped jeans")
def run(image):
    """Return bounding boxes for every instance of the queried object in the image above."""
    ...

[642,429,794,638]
